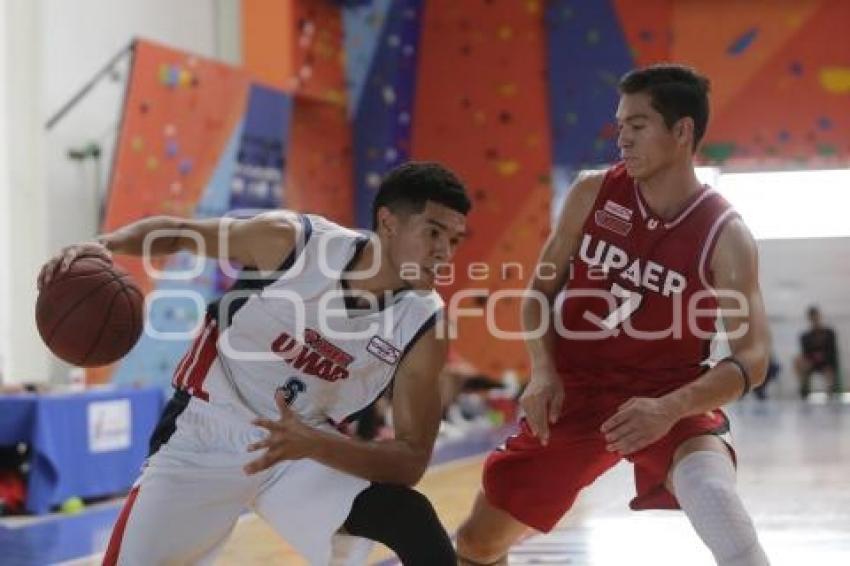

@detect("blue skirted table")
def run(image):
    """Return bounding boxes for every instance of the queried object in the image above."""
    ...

[0,386,164,514]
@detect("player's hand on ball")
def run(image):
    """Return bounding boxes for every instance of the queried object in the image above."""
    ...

[600,397,677,455]
[244,390,317,475]
[520,367,564,446]
[38,241,112,290]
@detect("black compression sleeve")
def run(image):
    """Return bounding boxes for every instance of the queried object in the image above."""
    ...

[343,483,455,565]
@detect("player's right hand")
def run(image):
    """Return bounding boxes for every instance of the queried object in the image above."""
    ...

[520,367,564,446]
[38,241,112,290]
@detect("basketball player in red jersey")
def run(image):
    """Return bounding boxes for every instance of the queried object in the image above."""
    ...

[457,65,771,565]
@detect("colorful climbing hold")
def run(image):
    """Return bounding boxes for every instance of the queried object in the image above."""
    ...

[819,67,850,93]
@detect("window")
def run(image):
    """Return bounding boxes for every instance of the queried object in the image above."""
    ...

[712,169,850,240]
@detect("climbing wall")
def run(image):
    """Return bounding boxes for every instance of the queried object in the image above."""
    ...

[344,0,423,228]
[412,0,553,376]
[243,0,355,225]
[548,0,850,170]
[222,0,850,381]
[98,40,292,387]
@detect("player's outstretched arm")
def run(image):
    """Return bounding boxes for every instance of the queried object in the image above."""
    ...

[601,218,770,456]
[38,211,300,289]
[520,172,602,445]
[245,325,447,486]
[660,217,770,416]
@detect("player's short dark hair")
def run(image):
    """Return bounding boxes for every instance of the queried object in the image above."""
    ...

[371,162,471,229]
[619,64,710,152]
[807,305,820,318]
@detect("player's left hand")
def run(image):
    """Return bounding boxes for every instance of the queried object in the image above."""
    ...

[244,391,317,475]
[600,397,678,455]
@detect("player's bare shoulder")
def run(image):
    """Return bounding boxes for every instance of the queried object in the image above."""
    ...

[532,171,606,294]
[551,170,606,243]
[235,210,303,271]
[710,216,759,288]
[571,170,606,205]
[246,210,301,234]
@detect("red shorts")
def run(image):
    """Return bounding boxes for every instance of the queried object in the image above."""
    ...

[482,389,733,533]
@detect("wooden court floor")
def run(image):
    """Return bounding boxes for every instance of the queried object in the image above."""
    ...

[217,455,482,565]
[219,399,850,565]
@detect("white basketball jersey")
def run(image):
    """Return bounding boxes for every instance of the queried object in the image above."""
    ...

[207,214,443,426]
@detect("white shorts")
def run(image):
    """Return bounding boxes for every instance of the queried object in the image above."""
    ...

[106,396,370,565]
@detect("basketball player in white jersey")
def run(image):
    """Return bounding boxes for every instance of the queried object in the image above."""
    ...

[38,162,470,565]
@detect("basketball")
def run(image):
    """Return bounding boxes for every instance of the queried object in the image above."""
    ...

[36,257,144,367]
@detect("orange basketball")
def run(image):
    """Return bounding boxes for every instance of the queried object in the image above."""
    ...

[36,257,144,367]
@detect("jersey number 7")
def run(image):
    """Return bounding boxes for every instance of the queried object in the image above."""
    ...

[584,282,644,331]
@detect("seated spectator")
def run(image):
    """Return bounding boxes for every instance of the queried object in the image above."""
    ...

[794,306,841,398]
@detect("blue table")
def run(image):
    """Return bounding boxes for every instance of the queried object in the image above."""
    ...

[0,386,164,514]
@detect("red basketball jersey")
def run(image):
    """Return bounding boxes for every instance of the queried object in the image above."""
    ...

[554,163,739,393]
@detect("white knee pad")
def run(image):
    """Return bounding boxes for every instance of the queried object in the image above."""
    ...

[672,451,770,566]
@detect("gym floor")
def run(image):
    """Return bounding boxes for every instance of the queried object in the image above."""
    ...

[1,399,848,565]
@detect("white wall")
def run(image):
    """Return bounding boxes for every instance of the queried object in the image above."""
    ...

[5,0,239,381]
[2,0,51,384]
[44,0,225,255]
[758,237,850,397]
[0,0,9,381]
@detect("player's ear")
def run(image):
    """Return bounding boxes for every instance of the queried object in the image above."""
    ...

[376,206,399,237]
[674,117,694,148]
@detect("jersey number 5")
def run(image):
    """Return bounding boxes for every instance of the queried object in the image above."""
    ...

[278,377,306,406]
